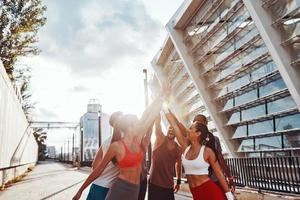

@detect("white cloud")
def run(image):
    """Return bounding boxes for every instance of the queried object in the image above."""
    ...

[38,0,162,77]
[21,0,180,147]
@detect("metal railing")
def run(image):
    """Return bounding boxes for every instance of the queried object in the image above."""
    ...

[226,157,300,194]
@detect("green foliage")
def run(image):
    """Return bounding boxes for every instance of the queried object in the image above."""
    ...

[0,0,46,79]
[32,127,47,161]
[14,65,35,120]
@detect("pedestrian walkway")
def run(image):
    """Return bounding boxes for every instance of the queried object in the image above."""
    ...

[0,161,90,200]
[0,161,191,200]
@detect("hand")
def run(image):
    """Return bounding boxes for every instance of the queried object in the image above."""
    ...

[160,82,171,100]
[173,184,180,193]
[228,177,235,193]
[72,190,82,200]
[225,191,234,200]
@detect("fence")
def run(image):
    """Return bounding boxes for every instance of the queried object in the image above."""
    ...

[0,61,38,185]
[226,157,300,194]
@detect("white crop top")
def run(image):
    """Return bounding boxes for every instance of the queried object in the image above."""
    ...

[182,145,210,175]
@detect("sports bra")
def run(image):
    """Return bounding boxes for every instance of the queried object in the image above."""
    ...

[118,140,144,168]
[182,145,210,175]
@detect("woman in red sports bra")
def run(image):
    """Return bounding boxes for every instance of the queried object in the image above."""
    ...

[73,84,171,200]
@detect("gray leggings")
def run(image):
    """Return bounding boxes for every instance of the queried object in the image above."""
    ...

[105,178,140,200]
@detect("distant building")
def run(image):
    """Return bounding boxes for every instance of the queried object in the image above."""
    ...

[80,99,112,162]
[47,146,56,158]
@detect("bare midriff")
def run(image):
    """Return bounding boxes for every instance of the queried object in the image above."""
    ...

[118,165,142,184]
[186,174,210,188]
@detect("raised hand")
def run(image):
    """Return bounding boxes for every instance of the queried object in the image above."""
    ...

[160,81,171,100]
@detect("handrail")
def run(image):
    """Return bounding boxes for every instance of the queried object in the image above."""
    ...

[0,162,36,171]
[226,157,300,194]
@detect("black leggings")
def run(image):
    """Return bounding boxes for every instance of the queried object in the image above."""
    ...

[148,182,175,200]
[138,177,147,200]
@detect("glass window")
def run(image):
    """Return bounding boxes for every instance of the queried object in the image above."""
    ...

[219,61,241,80]
[276,113,300,131]
[227,111,240,124]
[259,79,287,97]
[222,98,234,110]
[284,133,300,148]
[235,89,257,106]
[228,75,251,92]
[242,104,266,121]
[255,136,282,150]
[238,139,254,152]
[251,61,277,81]
[268,96,296,114]
[247,152,261,158]
[218,87,229,97]
[232,125,247,138]
[248,120,274,136]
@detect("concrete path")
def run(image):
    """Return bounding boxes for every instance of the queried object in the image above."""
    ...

[0,161,191,200]
[0,161,90,200]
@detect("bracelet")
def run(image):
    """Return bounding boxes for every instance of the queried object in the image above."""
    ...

[176,179,181,185]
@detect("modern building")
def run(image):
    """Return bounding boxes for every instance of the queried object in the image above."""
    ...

[47,146,56,159]
[151,0,300,158]
[80,99,112,162]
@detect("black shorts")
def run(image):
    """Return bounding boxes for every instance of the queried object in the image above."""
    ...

[148,182,175,200]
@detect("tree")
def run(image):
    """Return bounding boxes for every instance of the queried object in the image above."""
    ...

[0,0,46,79]
[33,127,47,161]
[14,65,35,120]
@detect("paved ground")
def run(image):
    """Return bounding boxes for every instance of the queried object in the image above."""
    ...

[0,161,191,200]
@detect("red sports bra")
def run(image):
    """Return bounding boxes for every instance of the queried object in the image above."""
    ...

[118,140,144,168]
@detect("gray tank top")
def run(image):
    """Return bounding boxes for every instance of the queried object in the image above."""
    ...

[149,137,180,188]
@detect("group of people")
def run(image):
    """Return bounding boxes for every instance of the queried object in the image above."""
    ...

[72,85,235,200]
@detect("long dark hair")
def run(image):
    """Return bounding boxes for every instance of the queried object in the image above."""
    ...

[194,123,217,156]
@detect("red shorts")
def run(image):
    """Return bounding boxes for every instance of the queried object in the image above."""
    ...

[190,180,226,200]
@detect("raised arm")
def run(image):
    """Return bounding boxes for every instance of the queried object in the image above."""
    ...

[165,112,188,151]
[138,96,163,137]
[154,113,165,147]
[72,144,117,200]
[138,83,171,139]
[169,110,188,137]
[142,120,155,151]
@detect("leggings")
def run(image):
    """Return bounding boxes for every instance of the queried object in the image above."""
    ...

[105,178,140,200]
[190,180,226,200]
[138,177,147,200]
[148,182,175,200]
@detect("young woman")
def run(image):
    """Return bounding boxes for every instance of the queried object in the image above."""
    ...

[169,111,235,192]
[72,87,169,200]
[165,112,234,200]
[86,111,123,200]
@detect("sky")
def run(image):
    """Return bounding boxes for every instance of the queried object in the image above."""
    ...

[19,0,184,149]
